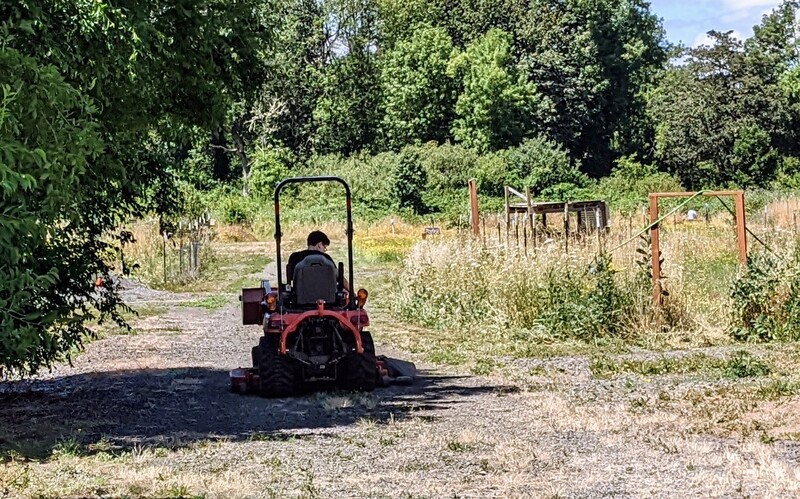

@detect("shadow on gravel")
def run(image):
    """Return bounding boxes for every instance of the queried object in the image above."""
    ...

[0,367,515,460]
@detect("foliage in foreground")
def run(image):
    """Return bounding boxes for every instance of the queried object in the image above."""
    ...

[730,244,800,342]
[0,2,271,374]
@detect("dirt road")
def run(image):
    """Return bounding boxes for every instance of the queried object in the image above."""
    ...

[1,278,800,498]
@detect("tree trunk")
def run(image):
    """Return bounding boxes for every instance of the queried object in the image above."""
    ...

[232,118,250,197]
[210,127,231,181]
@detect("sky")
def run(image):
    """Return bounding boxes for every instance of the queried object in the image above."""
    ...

[649,0,784,47]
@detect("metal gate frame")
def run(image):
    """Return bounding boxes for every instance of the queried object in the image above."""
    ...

[649,190,747,305]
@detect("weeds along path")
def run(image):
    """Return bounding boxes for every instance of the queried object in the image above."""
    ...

[1,244,799,497]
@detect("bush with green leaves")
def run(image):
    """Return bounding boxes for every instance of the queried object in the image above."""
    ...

[473,151,513,197]
[595,156,684,212]
[730,247,800,342]
[392,147,428,214]
[417,142,479,192]
[203,185,260,225]
[506,136,589,197]
[0,44,123,374]
[249,146,292,199]
[723,350,771,378]
[296,152,401,220]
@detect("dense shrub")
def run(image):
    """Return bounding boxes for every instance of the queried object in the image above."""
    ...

[506,136,589,196]
[203,186,259,225]
[417,142,479,191]
[393,147,428,214]
[730,247,800,342]
[289,152,401,221]
[249,147,291,199]
[595,156,683,212]
[474,150,513,196]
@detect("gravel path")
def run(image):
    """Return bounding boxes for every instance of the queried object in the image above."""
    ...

[2,278,800,498]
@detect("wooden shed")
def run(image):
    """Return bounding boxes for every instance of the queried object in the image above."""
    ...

[505,187,610,235]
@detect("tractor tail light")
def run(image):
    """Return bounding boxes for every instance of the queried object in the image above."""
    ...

[266,293,277,312]
[350,313,369,327]
[356,289,368,308]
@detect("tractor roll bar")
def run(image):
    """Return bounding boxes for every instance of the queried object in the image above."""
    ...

[274,176,356,309]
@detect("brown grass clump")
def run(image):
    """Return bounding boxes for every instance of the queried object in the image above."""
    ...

[214,224,257,243]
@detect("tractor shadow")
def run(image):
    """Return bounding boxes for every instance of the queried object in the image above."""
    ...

[0,366,515,460]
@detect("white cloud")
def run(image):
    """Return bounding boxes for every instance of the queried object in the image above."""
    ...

[692,29,744,47]
[721,9,756,23]
[693,32,715,47]
[723,0,781,8]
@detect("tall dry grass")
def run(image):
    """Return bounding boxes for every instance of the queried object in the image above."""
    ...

[389,196,800,351]
[118,218,217,289]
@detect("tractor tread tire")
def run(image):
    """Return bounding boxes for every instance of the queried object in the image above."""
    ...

[258,335,299,398]
[339,331,377,392]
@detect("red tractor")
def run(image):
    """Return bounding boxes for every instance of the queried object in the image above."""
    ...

[231,176,414,396]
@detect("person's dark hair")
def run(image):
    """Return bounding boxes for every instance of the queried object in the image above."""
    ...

[307,230,330,247]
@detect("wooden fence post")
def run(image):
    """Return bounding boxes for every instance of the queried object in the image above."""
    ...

[468,179,480,238]
[649,194,661,305]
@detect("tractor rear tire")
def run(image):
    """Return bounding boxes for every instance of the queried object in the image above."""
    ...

[258,335,299,397]
[339,331,377,392]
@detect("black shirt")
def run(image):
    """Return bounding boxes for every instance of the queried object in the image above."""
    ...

[286,249,334,283]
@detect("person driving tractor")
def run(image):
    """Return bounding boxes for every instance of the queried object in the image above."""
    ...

[287,230,351,292]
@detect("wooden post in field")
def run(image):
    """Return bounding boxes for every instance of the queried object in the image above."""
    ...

[564,202,570,253]
[514,213,520,252]
[525,187,534,249]
[523,217,528,256]
[504,187,510,248]
[162,232,167,285]
[468,179,480,238]
[735,192,748,266]
[595,207,602,254]
[794,211,798,234]
[649,194,661,306]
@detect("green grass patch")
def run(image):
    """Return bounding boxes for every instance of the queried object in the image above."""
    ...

[591,353,715,378]
[178,294,232,311]
[722,350,771,378]
[427,348,468,366]
[471,357,499,375]
[169,252,272,293]
[757,378,800,399]
[591,350,772,379]
[129,304,168,320]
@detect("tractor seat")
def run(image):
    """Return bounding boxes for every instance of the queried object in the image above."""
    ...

[292,254,337,307]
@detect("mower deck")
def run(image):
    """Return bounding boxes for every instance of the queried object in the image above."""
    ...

[229,355,416,395]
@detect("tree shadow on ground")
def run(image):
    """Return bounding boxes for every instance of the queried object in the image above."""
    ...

[0,367,517,460]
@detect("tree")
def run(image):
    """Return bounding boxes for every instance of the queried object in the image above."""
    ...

[392,147,427,213]
[447,29,547,152]
[262,0,328,156]
[748,1,800,160]
[313,0,383,154]
[380,25,457,148]
[517,0,667,176]
[0,1,274,374]
[376,0,447,50]
[651,31,785,188]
